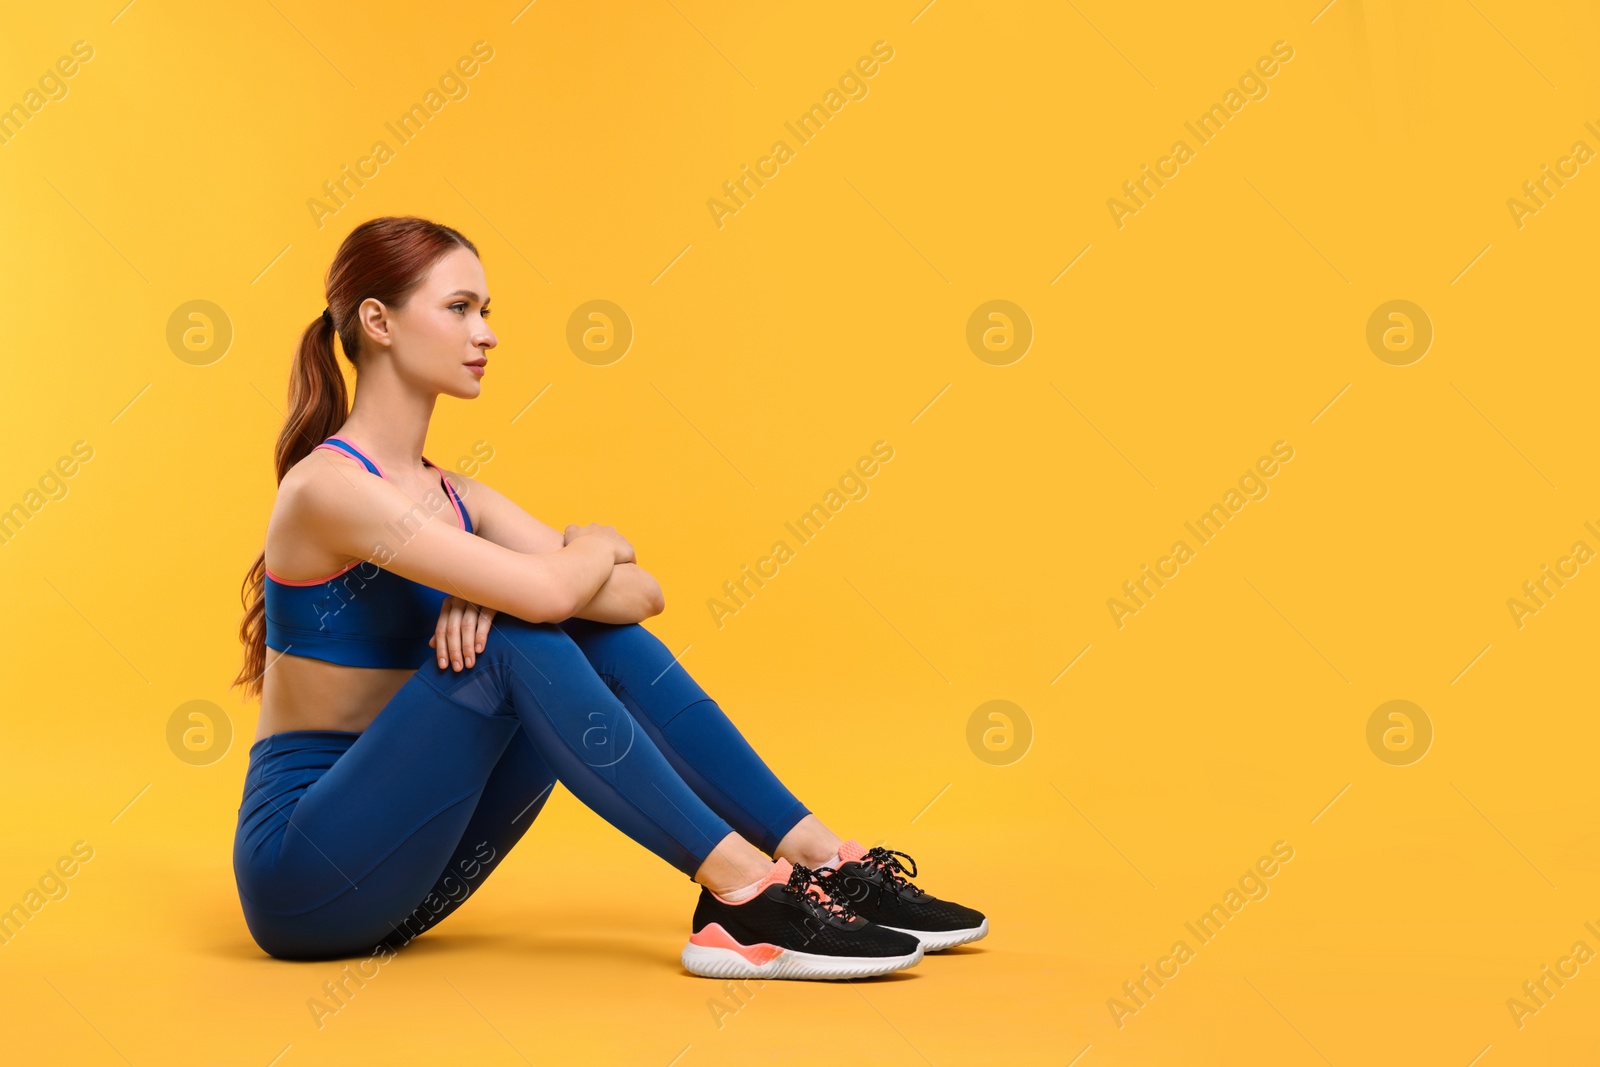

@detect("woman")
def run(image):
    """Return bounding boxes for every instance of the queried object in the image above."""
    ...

[230,215,987,980]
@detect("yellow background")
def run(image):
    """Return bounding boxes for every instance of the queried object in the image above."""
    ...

[2,0,1597,1063]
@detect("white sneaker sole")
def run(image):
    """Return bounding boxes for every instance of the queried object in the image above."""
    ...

[681,940,924,980]
[880,916,989,952]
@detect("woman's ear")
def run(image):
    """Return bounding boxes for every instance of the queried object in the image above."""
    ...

[357,297,393,349]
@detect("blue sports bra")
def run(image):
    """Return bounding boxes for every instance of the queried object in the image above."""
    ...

[264,436,474,669]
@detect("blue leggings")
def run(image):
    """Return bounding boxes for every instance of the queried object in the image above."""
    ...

[233,615,813,961]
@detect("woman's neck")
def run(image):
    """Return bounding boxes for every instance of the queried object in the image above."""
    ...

[340,380,439,479]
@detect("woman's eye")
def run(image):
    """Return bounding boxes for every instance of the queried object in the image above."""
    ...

[450,303,467,314]
[480,308,491,318]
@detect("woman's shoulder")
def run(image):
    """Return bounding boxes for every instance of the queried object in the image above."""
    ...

[288,440,369,479]
[275,443,373,519]
[264,446,374,576]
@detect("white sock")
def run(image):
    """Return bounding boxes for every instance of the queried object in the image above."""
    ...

[716,866,774,903]
[818,851,843,871]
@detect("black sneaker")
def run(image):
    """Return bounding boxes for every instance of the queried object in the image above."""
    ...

[682,857,924,980]
[819,840,989,951]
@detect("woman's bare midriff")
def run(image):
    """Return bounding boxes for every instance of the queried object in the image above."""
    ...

[254,652,416,742]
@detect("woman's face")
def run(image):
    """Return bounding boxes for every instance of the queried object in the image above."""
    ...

[359,244,496,397]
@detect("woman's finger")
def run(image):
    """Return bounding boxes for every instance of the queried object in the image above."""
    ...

[459,601,478,668]
[434,601,453,668]
[473,606,495,655]
[445,597,467,670]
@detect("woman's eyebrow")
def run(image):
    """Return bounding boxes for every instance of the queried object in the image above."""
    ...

[446,288,489,304]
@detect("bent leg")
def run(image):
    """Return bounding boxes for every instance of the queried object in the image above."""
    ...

[557,617,812,855]
[423,614,738,879]
[234,616,745,960]
[233,675,522,960]
[373,726,560,954]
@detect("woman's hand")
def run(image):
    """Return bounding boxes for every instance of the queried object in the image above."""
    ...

[429,596,496,671]
[564,522,636,565]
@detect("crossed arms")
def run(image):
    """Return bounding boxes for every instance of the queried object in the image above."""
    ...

[448,472,664,625]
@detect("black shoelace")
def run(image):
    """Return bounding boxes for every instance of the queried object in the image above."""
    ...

[823,846,929,908]
[786,861,859,922]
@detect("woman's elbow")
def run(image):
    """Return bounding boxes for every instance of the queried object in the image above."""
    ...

[521,590,579,625]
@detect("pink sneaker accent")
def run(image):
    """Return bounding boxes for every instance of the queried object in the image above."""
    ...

[837,839,868,864]
[688,922,784,964]
[709,858,792,905]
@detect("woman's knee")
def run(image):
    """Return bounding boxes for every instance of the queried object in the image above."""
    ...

[560,619,668,672]
[481,613,566,651]
[470,614,572,670]
[487,612,561,636]
[564,618,651,648]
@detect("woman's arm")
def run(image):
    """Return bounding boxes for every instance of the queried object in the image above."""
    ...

[570,561,665,623]
[289,454,619,622]
[443,471,664,623]
[444,472,566,555]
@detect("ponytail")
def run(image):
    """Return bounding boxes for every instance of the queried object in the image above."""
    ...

[231,312,350,702]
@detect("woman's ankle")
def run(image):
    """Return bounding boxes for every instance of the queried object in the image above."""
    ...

[694,833,776,895]
[773,815,843,869]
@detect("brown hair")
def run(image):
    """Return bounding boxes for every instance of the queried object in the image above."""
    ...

[231,216,480,702]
